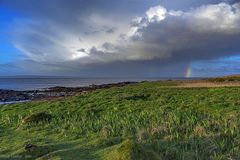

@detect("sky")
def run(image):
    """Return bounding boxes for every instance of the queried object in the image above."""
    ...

[0,0,240,77]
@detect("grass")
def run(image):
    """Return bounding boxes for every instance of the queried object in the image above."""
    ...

[1,81,240,159]
[208,75,240,82]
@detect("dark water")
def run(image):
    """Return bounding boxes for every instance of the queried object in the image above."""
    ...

[0,77,198,91]
[0,77,158,91]
[0,100,30,105]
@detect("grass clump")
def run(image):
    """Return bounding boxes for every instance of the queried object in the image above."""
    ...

[102,139,160,160]
[21,112,52,124]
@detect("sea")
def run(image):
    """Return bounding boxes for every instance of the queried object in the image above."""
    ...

[0,77,200,91]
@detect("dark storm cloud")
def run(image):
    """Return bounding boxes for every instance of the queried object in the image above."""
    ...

[85,2,240,63]
[132,13,240,62]
[1,0,240,76]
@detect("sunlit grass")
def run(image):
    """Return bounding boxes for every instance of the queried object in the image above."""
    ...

[0,81,240,159]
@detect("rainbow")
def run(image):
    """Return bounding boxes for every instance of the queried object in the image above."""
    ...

[185,64,192,78]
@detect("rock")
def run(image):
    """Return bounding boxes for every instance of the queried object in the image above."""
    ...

[0,89,30,103]
[0,81,137,104]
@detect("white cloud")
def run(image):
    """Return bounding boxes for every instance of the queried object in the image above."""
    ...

[88,2,240,63]
[146,5,167,22]
[188,2,240,31]
[11,2,240,67]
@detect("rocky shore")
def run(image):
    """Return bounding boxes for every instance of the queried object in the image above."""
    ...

[0,82,136,104]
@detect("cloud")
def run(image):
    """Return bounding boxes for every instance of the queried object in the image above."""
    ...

[80,2,240,65]
[9,13,130,63]
[146,5,167,22]
[3,1,240,76]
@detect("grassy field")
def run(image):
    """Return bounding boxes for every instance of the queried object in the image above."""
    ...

[1,81,240,159]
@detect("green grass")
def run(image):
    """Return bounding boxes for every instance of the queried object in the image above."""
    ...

[208,75,240,82]
[1,81,240,159]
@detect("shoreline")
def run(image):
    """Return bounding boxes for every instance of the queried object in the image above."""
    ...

[0,100,30,105]
[1,76,240,105]
[0,81,137,104]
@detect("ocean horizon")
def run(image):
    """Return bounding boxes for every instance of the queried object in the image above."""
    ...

[0,77,203,91]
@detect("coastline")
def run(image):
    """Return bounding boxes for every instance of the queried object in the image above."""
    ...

[0,100,30,105]
[1,76,240,105]
[0,81,137,104]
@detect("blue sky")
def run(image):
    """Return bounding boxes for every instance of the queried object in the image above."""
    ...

[0,6,25,63]
[0,0,240,77]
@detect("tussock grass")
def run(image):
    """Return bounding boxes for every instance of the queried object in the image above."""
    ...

[21,112,52,124]
[0,81,240,159]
